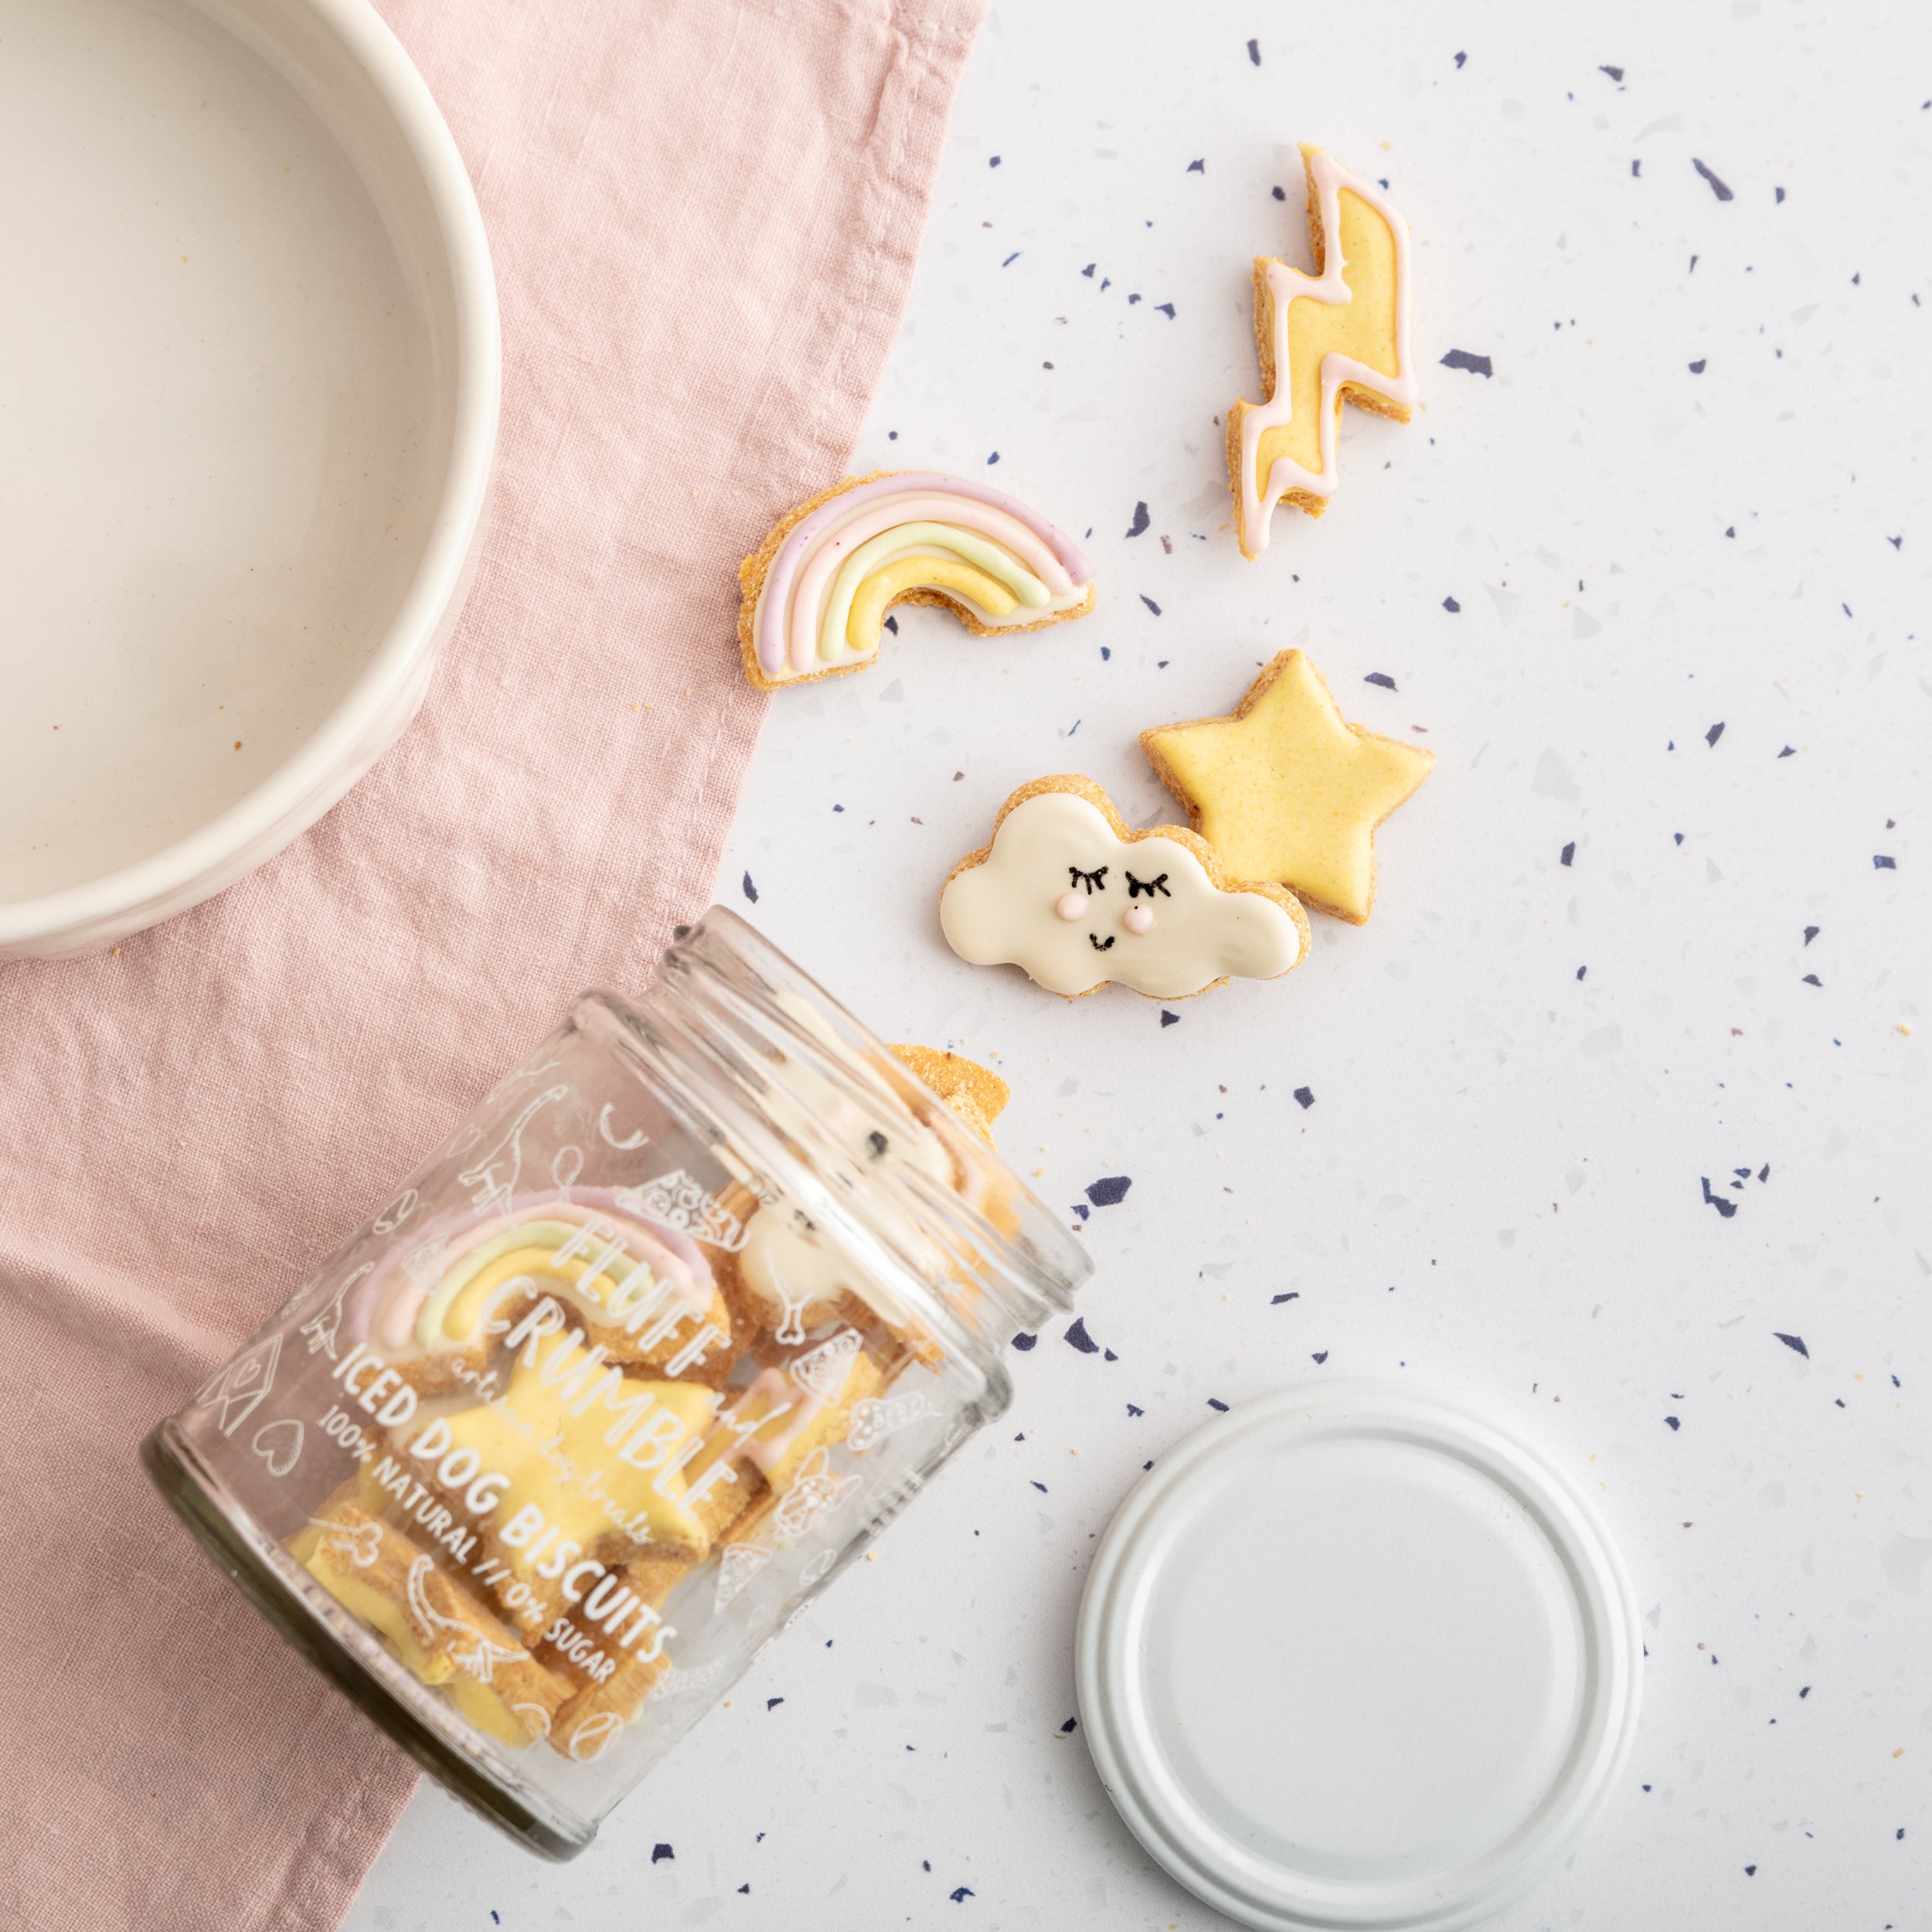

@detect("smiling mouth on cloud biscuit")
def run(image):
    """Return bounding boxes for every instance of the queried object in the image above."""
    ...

[938,777,1310,1000]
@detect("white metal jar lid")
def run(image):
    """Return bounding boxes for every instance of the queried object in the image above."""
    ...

[1076,1381,1641,1932]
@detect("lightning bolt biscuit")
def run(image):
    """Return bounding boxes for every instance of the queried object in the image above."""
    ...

[1227,146,1417,558]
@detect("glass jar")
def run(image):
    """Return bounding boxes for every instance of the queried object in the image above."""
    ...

[144,909,1088,1859]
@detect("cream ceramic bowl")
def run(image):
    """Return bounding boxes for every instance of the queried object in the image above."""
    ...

[0,0,498,958]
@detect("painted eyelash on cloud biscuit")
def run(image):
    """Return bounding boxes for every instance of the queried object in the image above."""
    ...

[939,775,1310,1001]
[738,471,1096,689]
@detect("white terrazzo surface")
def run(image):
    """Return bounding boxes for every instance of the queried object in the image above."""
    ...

[347,1,1931,1925]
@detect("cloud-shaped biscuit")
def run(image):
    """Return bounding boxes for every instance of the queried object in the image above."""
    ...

[939,777,1310,999]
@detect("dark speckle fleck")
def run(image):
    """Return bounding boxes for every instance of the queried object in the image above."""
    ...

[1126,501,1149,538]
[1155,302,1176,318]
[1442,595,1461,613]
[1064,1317,1100,1355]
[1247,37,1260,64]
[1874,854,1896,869]
[951,1887,975,1903]
[1060,1716,1078,1733]
[1293,1087,1315,1109]
[1030,1480,1047,1494]
[1665,1416,1680,1430]
[1187,158,1205,174]
[1271,1291,1299,1305]
[1161,1009,1180,1027]
[1440,349,1492,377]
[883,614,898,634]
[1561,841,1576,866]
[1011,1332,1037,1352]
[741,872,758,904]
[1803,926,1819,944]
[767,1696,784,1710]
[1141,594,1162,616]
[1689,359,1707,374]
[1700,1177,1738,1219]
[1365,671,1397,690]
[1207,1397,1230,1411]
[652,1844,675,1863]
[1311,1350,1329,1365]
[1706,722,1725,747]
[1454,49,1467,67]
[1775,1332,1809,1359]
[1802,973,1821,987]
[1272,185,1286,201]
[1600,63,1624,80]
[988,156,1000,168]
[1086,1175,1132,1207]
[1127,1403,1145,1416]
[1692,158,1734,201]
[1743,1865,1757,1877]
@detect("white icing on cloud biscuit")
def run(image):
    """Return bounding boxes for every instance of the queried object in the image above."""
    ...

[939,777,1310,999]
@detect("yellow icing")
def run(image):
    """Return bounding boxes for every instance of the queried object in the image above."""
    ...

[438,1331,716,1562]
[1253,184,1403,497]
[439,1243,641,1343]
[298,1539,456,1685]
[848,556,1016,651]
[1142,650,1433,924]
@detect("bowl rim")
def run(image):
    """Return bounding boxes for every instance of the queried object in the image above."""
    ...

[0,0,502,954]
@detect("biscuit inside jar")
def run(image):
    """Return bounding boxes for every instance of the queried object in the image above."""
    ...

[284,1047,1003,1764]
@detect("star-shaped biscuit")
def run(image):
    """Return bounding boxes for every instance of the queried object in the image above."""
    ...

[1139,651,1433,924]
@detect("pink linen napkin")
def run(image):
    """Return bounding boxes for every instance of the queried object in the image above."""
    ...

[0,1,980,1926]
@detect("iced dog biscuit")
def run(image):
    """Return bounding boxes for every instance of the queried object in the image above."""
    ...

[1226,145,1417,559]
[355,1199,737,1397]
[290,1488,573,1747]
[940,774,1311,999]
[1140,649,1434,925]
[740,471,1095,690]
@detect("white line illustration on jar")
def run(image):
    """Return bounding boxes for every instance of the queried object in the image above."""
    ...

[484,1054,563,1111]
[788,1326,862,1398]
[619,1167,747,1251]
[713,1541,772,1612]
[298,1261,371,1362]
[403,1556,529,1682]
[457,1083,570,1218]
[797,1546,839,1590]
[198,1335,281,1436]
[566,1709,624,1761]
[250,1417,304,1478]
[773,1447,861,1542]
[309,1515,382,1568]
[597,1104,648,1151]
[646,1655,733,1707]
[550,1144,584,1197]
[847,1390,933,1454]
[510,1703,553,1740]
[372,1188,419,1235]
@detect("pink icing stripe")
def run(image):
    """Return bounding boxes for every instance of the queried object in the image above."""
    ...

[755,472,1093,676]
[346,1188,712,1355]
[784,493,1077,675]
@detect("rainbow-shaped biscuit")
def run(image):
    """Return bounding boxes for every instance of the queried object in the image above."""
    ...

[739,470,1094,689]
[341,1190,729,1392]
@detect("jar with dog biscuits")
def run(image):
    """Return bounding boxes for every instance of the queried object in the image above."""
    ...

[144,908,1088,1859]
